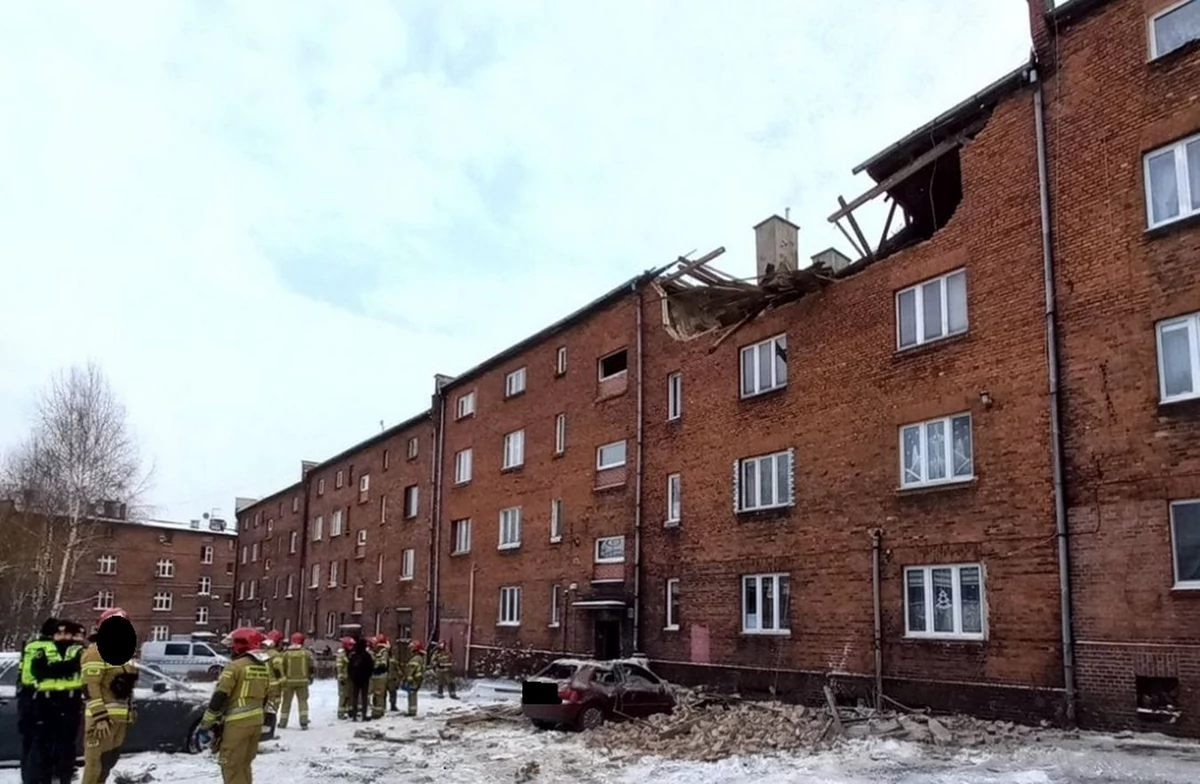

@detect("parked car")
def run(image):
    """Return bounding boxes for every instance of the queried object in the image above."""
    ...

[0,652,274,768]
[520,657,676,731]
[140,639,230,678]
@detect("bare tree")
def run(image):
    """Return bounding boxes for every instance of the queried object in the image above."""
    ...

[0,363,150,633]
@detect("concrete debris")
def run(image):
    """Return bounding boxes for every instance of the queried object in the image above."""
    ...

[445,704,526,727]
[514,760,540,782]
[113,767,157,784]
[584,688,1063,762]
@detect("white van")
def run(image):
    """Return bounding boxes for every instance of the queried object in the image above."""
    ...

[140,639,230,678]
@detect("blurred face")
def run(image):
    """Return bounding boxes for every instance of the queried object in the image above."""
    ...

[53,625,72,642]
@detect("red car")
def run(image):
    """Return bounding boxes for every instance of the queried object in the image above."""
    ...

[520,658,676,731]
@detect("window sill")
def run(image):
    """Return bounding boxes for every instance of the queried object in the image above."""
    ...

[666,416,681,426]
[550,537,563,544]
[896,477,976,497]
[664,520,680,529]
[554,371,566,379]
[595,559,625,566]
[455,411,476,422]
[548,623,561,629]
[504,390,526,401]
[450,550,471,557]
[501,465,524,474]
[399,576,413,582]
[453,480,471,488]
[1145,209,1200,239]
[1149,37,1200,70]
[739,384,787,403]
[735,502,793,517]
[903,634,985,644]
[740,630,791,638]
[1170,583,1200,592]
[663,625,680,632]
[497,622,521,628]
[594,481,627,492]
[498,544,522,552]
[553,451,565,459]
[1159,393,1200,410]
[894,330,970,358]
[404,515,418,521]
[406,455,419,462]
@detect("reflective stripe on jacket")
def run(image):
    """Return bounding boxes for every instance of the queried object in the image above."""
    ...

[371,647,389,679]
[282,646,313,685]
[335,650,348,682]
[20,640,54,688]
[81,644,136,721]
[200,653,276,729]
[34,643,83,692]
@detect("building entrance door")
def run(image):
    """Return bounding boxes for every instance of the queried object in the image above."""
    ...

[594,619,621,660]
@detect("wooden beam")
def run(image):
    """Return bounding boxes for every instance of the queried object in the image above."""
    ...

[708,305,766,353]
[658,247,726,286]
[833,219,864,259]
[878,198,898,250]
[840,197,874,261]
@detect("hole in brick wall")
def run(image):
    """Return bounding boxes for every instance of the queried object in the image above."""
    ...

[1136,676,1181,724]
[599,349,628,380]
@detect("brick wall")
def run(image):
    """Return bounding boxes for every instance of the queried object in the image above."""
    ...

[230,484,303,634]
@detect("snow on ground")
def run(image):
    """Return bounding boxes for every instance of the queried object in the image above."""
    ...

[6,680,1200,783]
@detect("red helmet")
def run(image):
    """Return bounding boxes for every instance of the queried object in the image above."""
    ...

[340,636,355,651]
[97,607,127,625]
[229,627,263,656]
[266,630,283,644]
[410,640,425,653]
[290,632,305,646]
[375,634,389,647]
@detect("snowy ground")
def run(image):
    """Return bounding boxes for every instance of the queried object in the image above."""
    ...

[6,680,1200,783]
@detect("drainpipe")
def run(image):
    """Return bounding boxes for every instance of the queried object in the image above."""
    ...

[429,397,447,643]
[631,281,646,654]
[1032,64,1077,727]
[465,564,476,675]
[297,474,312,635]
[870,527,883,710]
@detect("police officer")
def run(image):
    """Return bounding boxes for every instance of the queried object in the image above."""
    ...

[368,635,390,720]
[196,627,279,784]
[81,608,139,784]
[432,640,457,699]
[278,633,314,730]
[335,636,353,720]
[401,640,426,717]
[27,619,85,784]
[18,618,61,783]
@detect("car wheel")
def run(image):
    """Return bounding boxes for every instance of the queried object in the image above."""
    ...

[186,720,203,754]
[576,706,604,731]
[531,719,556,731]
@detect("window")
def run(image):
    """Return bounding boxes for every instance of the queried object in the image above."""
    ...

[400,548,415,580]
[499,507,522,549]
[286,574,294,597]
[904,564,985,640]
[248,581,256,600]
[376,553,384,584]
[407,437,419,459]
[254,512,261,528]
[198,576,212,596]
[1151,0,1200,59]
[666,473,682,524]
[896,269,968,349]
[456,391,476,419]
[1170,500,1200,587]
[454,448,473,483]
[356,529,368,546]
[98,555,116,575]
[383,449,390,470]
[556,346,568,376]
[900,413,973,488]
[595,535,625,563]
[665,579,680,630]
[336,469,345,489]
[153,592,173,612]
[505,367,527,397]
[598,349,628,380]
[667,372,682,420]
[550,585,561,627]
[353,584,364,602]
[318,478,325,496]
[742,573,789,634]
[251,543,259,562]
[597,440,627,470]
[499,586,521,625]
[292,496,299,512]
[331,509,344,537]
[1157,312,1200,403]
[555,413,566,455]
[94,591,114,610]
[328,560,339,587]
[502,430,525,469]
[380,496,388,524]
[326,612,337,638]
[735,449,795,512]
[201,546,213,564]
[403,485,419,518]
[550,499,563,542]
[740,334,788,397]
[150,626,170,642]
[273,576,278,597]
[289,531,298,553]
[240,546,247,564]
[310,563,320,588]
[196,606,209,625]
[452,518,472,554]
[312,515,323,541]
[237,581,245,600]
[359,474,370,501]
[266,518,273,535]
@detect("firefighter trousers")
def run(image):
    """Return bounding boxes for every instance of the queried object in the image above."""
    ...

[216,716,261,784]
[278,684,309,729]
[436,669,457,698]
[81,717,128,784]
[406,687,418,717]
[369,678,388,718]
[337,680,350,719]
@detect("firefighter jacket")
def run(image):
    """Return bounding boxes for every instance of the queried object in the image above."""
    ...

[81,643,138,723]
[200,650,279,731]
[432,648,452,673]
[335,649,349,683]
[281,645,314,686]
[387,648,401,687]
[32,641,84,693]
[265,648,285,691]
[370,646,389,681]
[402,653,424,691]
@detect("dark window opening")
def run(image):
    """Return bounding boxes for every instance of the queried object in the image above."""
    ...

[599,350,628,380]
[1136,676,1181,724]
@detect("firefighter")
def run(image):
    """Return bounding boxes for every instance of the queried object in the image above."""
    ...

[278,632,314,730]
[335,636,353,720]
[81,608,139,784]
[27,618,86,784]
[196,627,278,784]
[18,617,59,782]
[432,640,457,699]
[387,639,402,712]
[401,640,425,717]
[369,635,390,719]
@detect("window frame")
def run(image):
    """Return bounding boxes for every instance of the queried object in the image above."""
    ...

[1149,0,1200,60]
[554,413,566,455]
[403,485,420,518]
[898,412,974,489]
[503,429,525,469]
[328,560,339,588]
[741,573,790,635]
[198,576,212,596]
[556,346,568,376]
[505,367,527,398]
[598,348,629,381]
[895,268,968,350]
[903,563,987,641]
[452,518,472,554]
[312,515,323,541]
[400,548,415,580]
[317,478,325,496]
[550,584,561,627]
[1144,132,1200,229]
[356,529,367,546]
[454,448,473,484]
[376,553,384,584]
[666,473,682,524]
[499,507,522,549]
[550,499,563,543]
[1156,312,1200,404]
[195,605,209,626]
[336,469,344,489]
[310,563,321,589]
[152,591,173,612]
[98,555,117,575]
[734,449,795,513]
[596,440,627,470]
[498,586,522,626]
[594,535,625,564]
[331,509,344,537]
[739,334,788,398]
[667,372,682,420]
[94,590,115,610]
[665,578,680,630]
[201,546,213,565]
[456,391,476,419]
[1170,499,1200,589]
[407,437,419,459]
[289,531,298,553]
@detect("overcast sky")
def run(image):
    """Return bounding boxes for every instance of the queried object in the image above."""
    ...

[0,1,1031,522]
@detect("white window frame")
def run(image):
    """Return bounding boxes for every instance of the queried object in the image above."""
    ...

[1170,499,1200,589]
[404,485,419,518]
[153,591,173,612]
[251,543,259,562]
[505,367,527,397]
[360,474,370,494]
[739,334,788,397]
[454,448,473,484]
[356,529,367,546]
[899,413,974,489]
[248,581,256,600]
[273,576,279,597]
[201,546,213,565]
[198,576,212,596]
[400,548,415,580]
[734,449,795,512]
[98,555,117,575]
[353,584,364,602]
[895,269,968,350]
[329,560,340,588]
[550,584,561,627]
[150,625,170,642]
[312,515,323,541]
[407,437,419,459]
[1149,0,1200,60]
[452,518,472,554]
[499,507,522,549]
[318,478,325,496]
[555,413,566,455]
[594,535,625,564]
[326,612,337,638]
[665,578,680,630]
[286,574,294,597]
[240,546,247,564]
[331,509,344,537]
[666,473,682,524]
[376,553,384,584]
[456,391,476,419]
[598,349,629,381]
[289,531,298,553]
[741,573,790,635]
[498,586,521,626]
[292,496,299,512]
[903,564,987,641]
[336,469,345,489]
[667,372,682,420]
[550,499,563,542]
[310,564,321,589]
[196,605,209,626]
[237,581,245,600]
[503,429,525,469]
[1157,312,1200,404]
[556,346,568,375]
[596,440,627,470]
[94,591,114,610]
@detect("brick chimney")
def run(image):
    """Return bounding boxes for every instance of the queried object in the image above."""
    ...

[754,214,800,282]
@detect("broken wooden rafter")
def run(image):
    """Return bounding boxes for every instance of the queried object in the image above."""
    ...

[833,216,865,259]
[658,247,727,286]
[878,198,898,250]
[837,196,874,262]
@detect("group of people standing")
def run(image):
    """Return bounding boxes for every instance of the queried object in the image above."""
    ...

[17,608,139,784]
[334,634,456,720]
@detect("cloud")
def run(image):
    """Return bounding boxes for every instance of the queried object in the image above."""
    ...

[0,0,1031,519]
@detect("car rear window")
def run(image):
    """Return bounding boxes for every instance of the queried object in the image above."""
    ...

[535,662,579,680]
[164,643,190,656]
[619,664,661,686]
